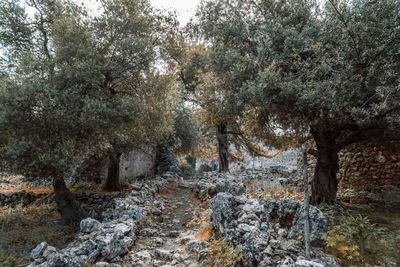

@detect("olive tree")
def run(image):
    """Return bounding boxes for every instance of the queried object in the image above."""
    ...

[0,0,176,224]
[178,43,264,172]
[196,0,400,203]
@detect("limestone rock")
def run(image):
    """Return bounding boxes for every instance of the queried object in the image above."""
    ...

[80,218,102,234]
[30,242,48,260]
[209,193,335,266]
[28,176,176,267]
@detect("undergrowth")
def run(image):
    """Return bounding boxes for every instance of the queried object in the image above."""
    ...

[323,206,400,266]
[209,238,244,267]
[188,207,243,267]
[70,181,103,193]
[246,181,303,202]
[0,205,76,266]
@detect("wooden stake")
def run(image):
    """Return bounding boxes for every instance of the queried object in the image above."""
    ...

[302,145,311,259]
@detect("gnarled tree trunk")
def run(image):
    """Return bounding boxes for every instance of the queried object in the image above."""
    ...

[217,122,229,172]
[104,147,122,191]
[53,177,83,226]
[310,127,340,205]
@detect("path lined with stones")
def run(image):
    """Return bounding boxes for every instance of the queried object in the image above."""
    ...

[124,181,210,267]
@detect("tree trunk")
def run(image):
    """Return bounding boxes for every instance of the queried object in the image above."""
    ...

[53,177,83,226]
[310,128,340,205]
[104,148,122,191]
[217,122,229,172]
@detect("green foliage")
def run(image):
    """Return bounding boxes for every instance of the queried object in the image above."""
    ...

[172,105,199,154]
[0,0,178,180]
[325,212,400,265]
[196,0,400,145]
[198,163,213,174]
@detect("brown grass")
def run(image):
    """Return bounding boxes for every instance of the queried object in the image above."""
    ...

[209,238,244,267]
[246,180,303,202]
[196,225,213,241]
[158,183,177,196]
[186,207,211,228]
[0,204,76,266]
[0,186,53,196]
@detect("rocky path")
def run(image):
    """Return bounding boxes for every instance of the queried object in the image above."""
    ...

[124,181,209,267]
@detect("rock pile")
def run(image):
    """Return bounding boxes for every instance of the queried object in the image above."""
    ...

[28,176,174,267]
[195,173,246,198]
[126,183,211,267]
[195,168,299,199]
[0,189,125,221]
[229,149,300,173]
[209,193,338,267]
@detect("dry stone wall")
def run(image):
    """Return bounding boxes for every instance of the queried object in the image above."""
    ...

[302,140,400,209]
[338,140,400,209]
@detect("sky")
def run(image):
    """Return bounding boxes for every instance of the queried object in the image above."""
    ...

[81,0,201,26]
[150,0,201,25]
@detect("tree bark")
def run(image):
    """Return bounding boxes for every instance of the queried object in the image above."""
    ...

[217,122,229,172]
[53,177,83,226]
[104,148,122,191]
[310,128,340,205]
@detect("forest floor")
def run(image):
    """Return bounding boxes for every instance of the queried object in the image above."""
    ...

[0,174,118,266]
[1,172,399,266]
[0,174,73,266]
[124,181,211,267]
[0,204,76,266]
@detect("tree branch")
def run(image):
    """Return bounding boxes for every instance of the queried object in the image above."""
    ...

[225,131,243,136]
[327,0,362,59]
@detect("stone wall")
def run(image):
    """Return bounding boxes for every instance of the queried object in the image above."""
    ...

[119,146,156,182]
[338,140,400,209]
[302,140,400,209]
[79,146,156,184]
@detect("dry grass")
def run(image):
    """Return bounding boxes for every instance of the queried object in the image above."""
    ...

[186,207,211,228]
[0,186,53,196]
[0,174,53,196]
[158,183,177,196]
[70,182,104,193]
[192,208,213,241]
[322,205,400,266]
[246,180,303,202]
[196,225,213,241]
[0,204,76,266]
[209,238,244,267]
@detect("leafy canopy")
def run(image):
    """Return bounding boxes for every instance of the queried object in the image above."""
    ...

[0,0,178,178]
[196,0,400,145]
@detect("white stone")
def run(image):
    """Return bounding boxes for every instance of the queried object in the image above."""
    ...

[296,259,325,267]
[155,249,172,261]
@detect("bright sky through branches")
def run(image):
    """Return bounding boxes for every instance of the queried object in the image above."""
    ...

[81,0,201,25]
[150,0,201,25]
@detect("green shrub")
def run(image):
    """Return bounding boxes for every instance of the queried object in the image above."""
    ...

[198,163,213,174]
[179,164,195,178]
[325,213,399,265]
[185,155,196,169]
